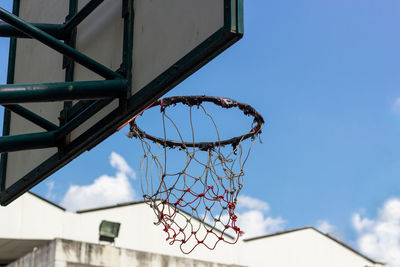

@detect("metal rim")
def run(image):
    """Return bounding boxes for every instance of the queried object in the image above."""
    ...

[129,95,264,150]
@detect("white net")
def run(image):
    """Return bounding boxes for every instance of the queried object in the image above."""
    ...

[129,96,264,254]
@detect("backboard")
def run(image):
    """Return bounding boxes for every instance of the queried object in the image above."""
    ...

[0,0,243,205]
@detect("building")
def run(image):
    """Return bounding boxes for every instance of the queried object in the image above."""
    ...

[0,192,384,267]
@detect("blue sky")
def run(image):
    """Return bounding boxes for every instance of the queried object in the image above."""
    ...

[1,0,400,265]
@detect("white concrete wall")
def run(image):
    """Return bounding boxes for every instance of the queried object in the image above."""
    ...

[6,241,56,267]
[0,193,240,265]
[0,193,65,240]
[242,228,384,267]
[7,239,242,267]
[64,204,241,265]
[0,193,384,267]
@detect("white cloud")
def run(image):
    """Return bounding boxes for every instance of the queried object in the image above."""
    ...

[238,210,285,238]
[61,152,137,212]
[45,181,57,201]
[317,220,336,234]
[316,220,344,241]
[237,195,270,212]
[235,195,285,238]
[352,198,400,267]
[110,152,135,178]
[352,213,374,233]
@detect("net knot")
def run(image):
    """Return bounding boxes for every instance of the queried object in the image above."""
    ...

[233,226,245,236]
[160,99,165,112]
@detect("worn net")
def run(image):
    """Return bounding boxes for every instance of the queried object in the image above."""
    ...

[128,96,264,254]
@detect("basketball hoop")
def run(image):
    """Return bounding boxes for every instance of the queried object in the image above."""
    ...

[128,96,264,254]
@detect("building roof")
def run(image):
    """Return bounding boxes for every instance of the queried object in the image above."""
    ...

[25,192,384,266]
[76,200,148,213]
[243,226,385,266]
[28,191,66,211]
[74,198,235,240]
[28,192,235,239]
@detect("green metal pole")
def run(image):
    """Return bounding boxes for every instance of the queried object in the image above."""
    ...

[61,0,78,125]
[56,100,111,140]
[0,7,122,80]
[0,80,128,104]
[0,22,65,39]
[0,131,57,153]
[63,0,104,33]
[3,104,59,131]
[1,0,20,192]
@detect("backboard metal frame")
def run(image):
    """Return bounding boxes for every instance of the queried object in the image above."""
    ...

[0,0,243,205]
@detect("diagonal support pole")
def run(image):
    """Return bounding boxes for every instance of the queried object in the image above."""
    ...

[56,99,111,141]
[0,100,113,153]
[0,7,122,80]
[3,104,59,131]
[63,0,104,33]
